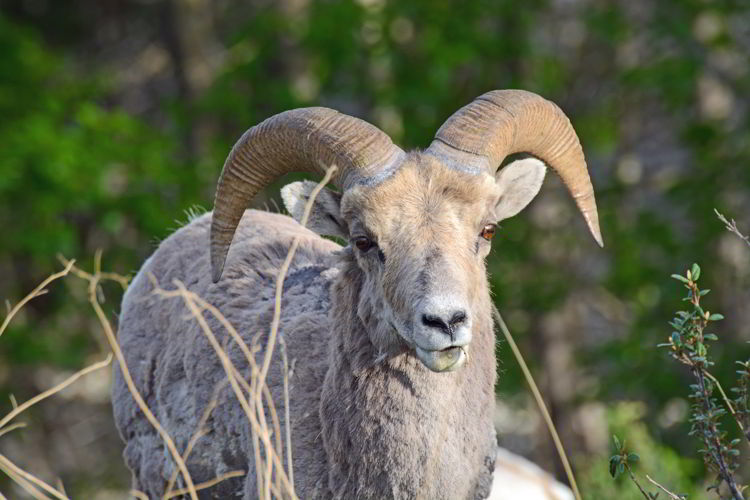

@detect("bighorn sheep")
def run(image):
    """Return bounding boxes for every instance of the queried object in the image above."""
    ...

[112,89,602,499]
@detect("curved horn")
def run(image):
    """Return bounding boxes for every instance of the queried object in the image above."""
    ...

[210,107,405,282]
[426,90,603,247]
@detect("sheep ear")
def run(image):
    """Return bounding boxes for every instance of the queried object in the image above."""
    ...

[494,158,547,222]
[280,181,348,238]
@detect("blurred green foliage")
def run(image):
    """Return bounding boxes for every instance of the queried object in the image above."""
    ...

[1,0,749,496]
[585,402,704,499]
[0,16,199,369]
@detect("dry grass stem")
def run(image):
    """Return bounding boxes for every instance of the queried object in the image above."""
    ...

[257,164,337,393]
[715,209,750,248]
[0,259,75,338]
[0,461,51,500]
[149,275,270,497]
[60,254,199,500]
[163,470,247,499]
[255,164,336,497]
[280,335,294,490]
[227,361,284,496]
[492,304,583,500]
[0,453,67,500]
[228,360,277,498]
[156,281,296,497]
[0,460,51,500]
[703,370,746,435]
[153,166,336,499]
[252,163,336,497]
[645,475,687,499]
[163,384,225,498]
[263,379,283,497]
[55,479,66,497]
[129,489,149,500]
[0,355,112,430]
[0,422,27,438]
[151,282,271,491]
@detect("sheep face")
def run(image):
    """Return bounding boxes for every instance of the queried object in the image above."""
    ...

[281,155,546,372]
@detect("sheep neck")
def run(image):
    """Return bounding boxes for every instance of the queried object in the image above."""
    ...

[318,259,497,499]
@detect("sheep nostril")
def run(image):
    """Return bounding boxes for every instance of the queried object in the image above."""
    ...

[422,314,448,332]
[449,311,467,327]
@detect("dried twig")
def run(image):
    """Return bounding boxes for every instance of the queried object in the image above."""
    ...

[150,274,270,496]
[0,259,75,338]
[264,378,283,495]
[715,209,750,248]
[150,282,270,494]
[0,459,51,500]
[163,382,225,498]
[155,165,336,499]
[280,335,294,490]
[0,453,67,500]
[646,474,687,499]
[703,370,746,435]
[253,163,337,498]
[492,304,583,500]
[60,254,199,500]
[256,165,337,393]
[0,355,112,430]
[0,422,26,439]
[55,479,66,498]
[163,470,247,499]
[625,464,652,500]
[155,282,296,497]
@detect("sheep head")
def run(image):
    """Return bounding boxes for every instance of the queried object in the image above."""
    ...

[281,156,547,371]
[209,90,603,372]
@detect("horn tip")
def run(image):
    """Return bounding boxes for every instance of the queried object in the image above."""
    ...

[591,226,604,248]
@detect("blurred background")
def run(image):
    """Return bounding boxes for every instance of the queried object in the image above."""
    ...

[1,0,749,498]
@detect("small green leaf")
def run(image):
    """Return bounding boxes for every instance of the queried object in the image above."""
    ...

[671,274,690,284]
[708,313,724,321]
[609,456,620,478]
[627,453,639,463]
[613,435,621,451]
[704,333,718,341]
[691,263,700,281]
[696,342,707,357]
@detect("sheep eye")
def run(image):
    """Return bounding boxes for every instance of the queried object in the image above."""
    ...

[354,236,374,252]
[480,224,497,241]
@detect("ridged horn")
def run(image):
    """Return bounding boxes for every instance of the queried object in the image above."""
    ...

[210,107,405,282]
[426,89,603,247]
